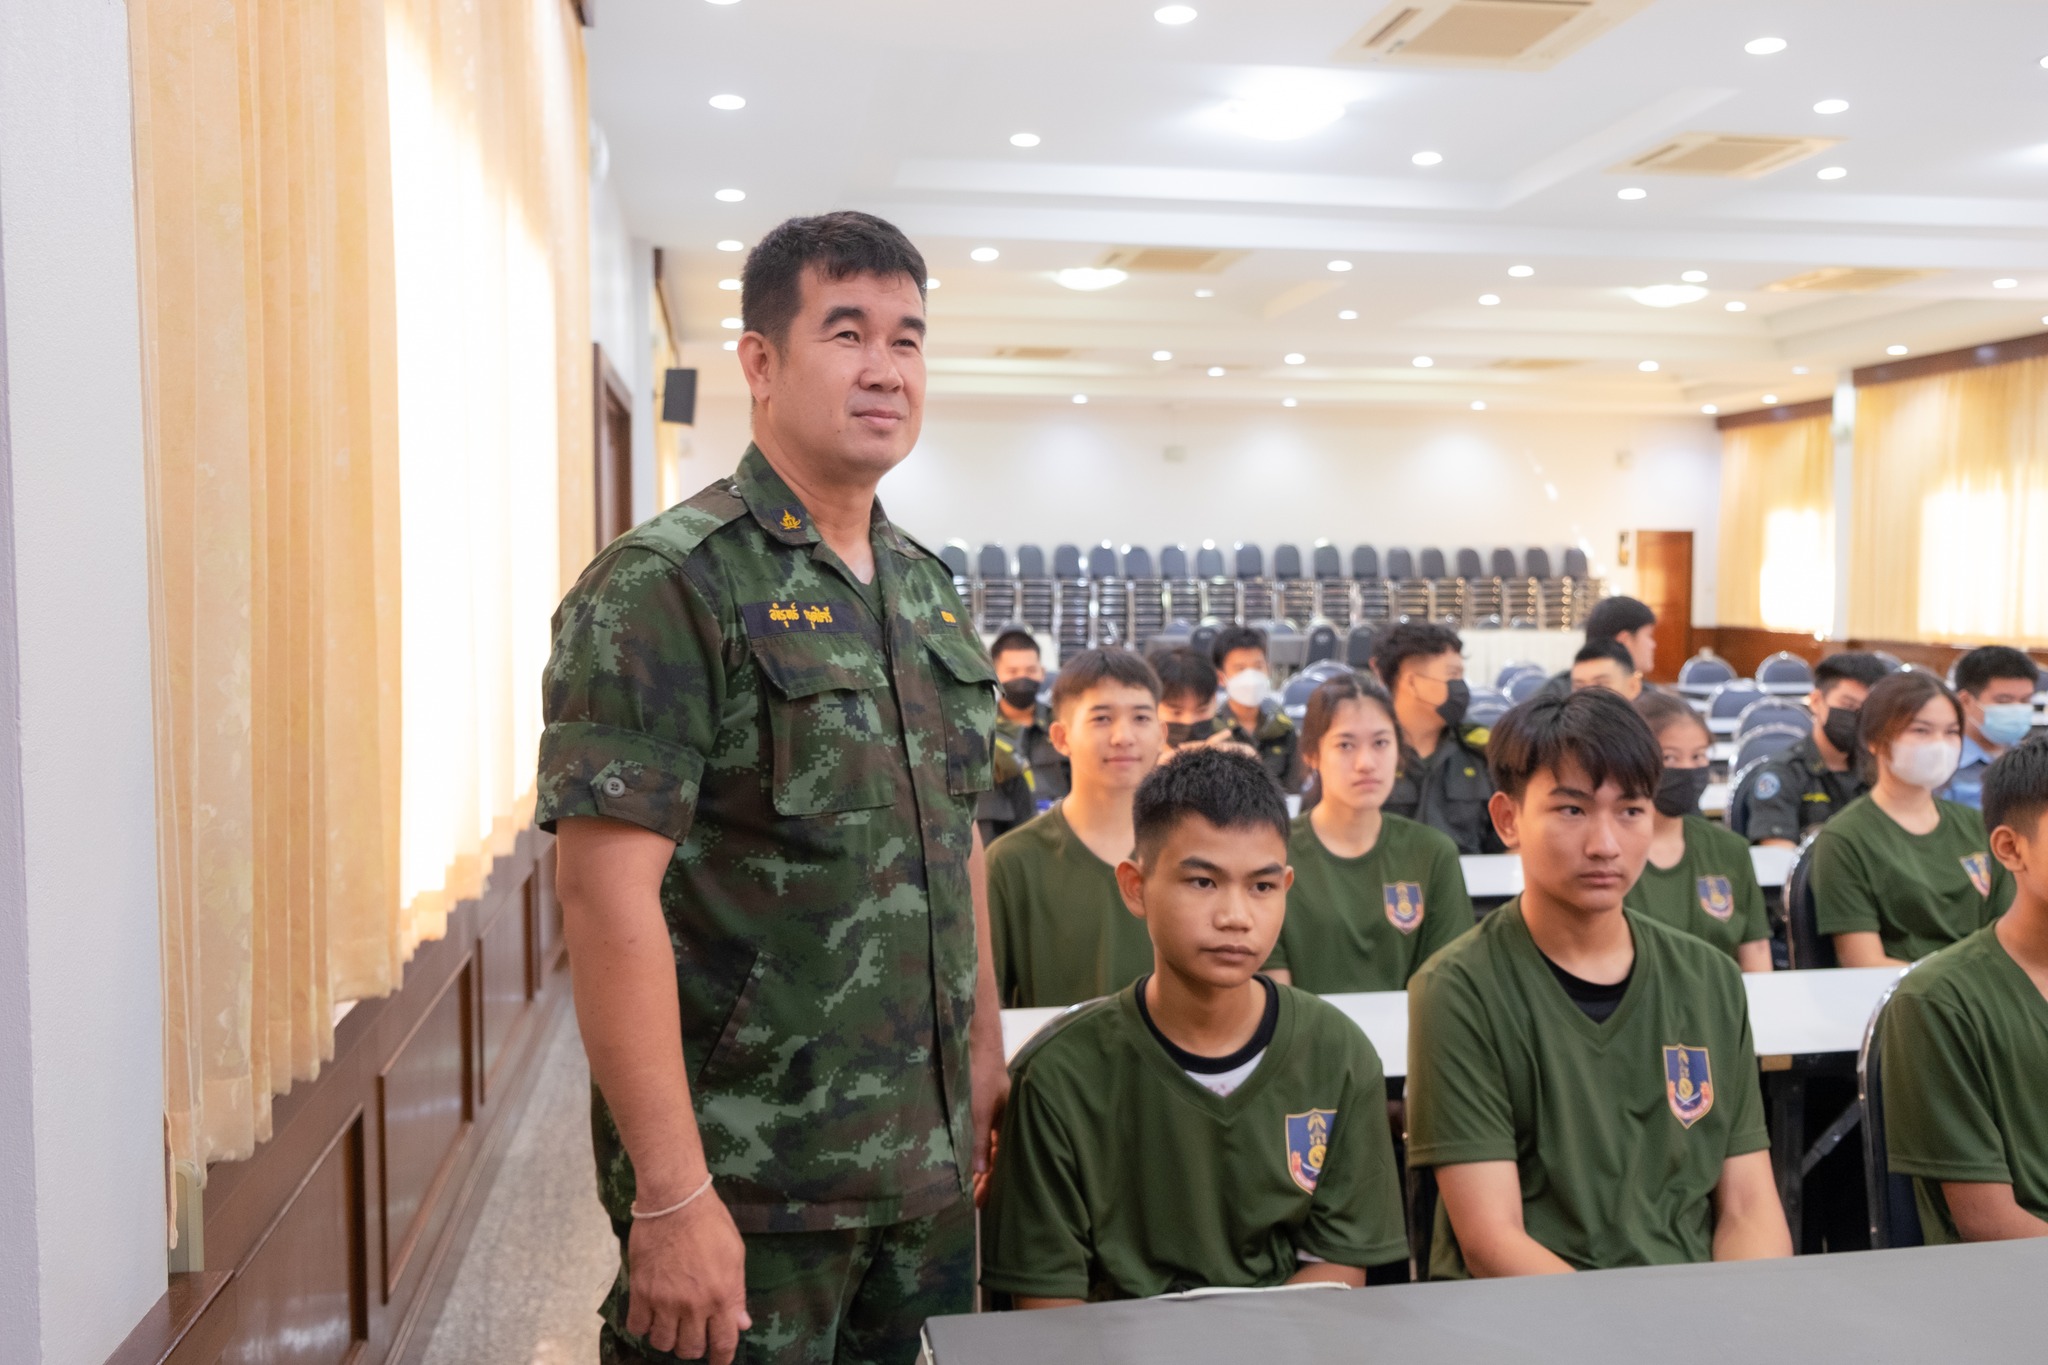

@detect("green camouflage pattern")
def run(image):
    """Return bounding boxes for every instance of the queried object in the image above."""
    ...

[1223,699,1303,791]
[539,445,997,1234]
[596,1199,974,1365]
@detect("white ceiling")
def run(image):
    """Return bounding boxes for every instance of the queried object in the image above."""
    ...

[588,0,2048,415]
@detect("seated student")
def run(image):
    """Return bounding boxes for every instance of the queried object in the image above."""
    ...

[983,748,1410,1304]
[1407,688,1790,1278]
[1372,621,1504,855]
[1628,693,1773,971]
[1811,670,2015,967]
[976,628,1068,845]
[1152,647,1256,764]
[1941,645,2042,811]
[1211,624,1304,791]
[1737,650,1891,848]
[988,647,1163,1007]
[1880,740,2048,1243]
[1569,639,1644,701]
[1266,672,1473,992]
[1539,596,1658,698]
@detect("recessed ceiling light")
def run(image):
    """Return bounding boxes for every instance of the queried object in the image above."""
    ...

[1680,270,1708,283]
[722,339,739,350]
[1638,360,1660,372]
[720,317,741,329]
[1284,353,1306,365]
[1153,350,1174,361]
[1617,186,1648,200]
[970,246,1000,262]
[1413,355,1434,368]
[1194,288,1215,298]
[1338,309,1358,320]
[1762,393,1779,404]
[1630,284,1708,308]
[1886,345,1909,355]
[1207,366,1226,377]
[926,277,941,289]
[1219,95,1346,141]
[1154,4,1197,24]
[1792,366,1810,375]
[706,0,740,6]
[1725,301,1748,312]
[1282,398,1299,408]
[717,239,744,252]
[1009,132,1041,148]
[1056,267,1127,291]
[1816,166,1848,180]
[1507,264,1535,277]
[1814,98,1849,114]
[718,278,740,291]
[708,94,746,111]
[1071,394,1089,405]
[1470,400,1487,411]
[1701,404,1719,415]
[1994,277,2019,288]
[714,187,746,202]
[1327,259,1354,273]
[1745,36,1788,55]
[1411,150,1443,166]
[1478,294,1501,306]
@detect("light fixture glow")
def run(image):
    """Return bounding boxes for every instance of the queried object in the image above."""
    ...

[722,339,739,350]
[1630,284,1708,308]
[1507,264,1535,277]
[1814,98,1849,114]
[1207,366,1226,377]
[1218,95,1346,141]
[1284,353,1306,365]
[1792,366,1810,375]
[1338,309,1358,320]
[1055,267,1128,291]
[1411,150,1443,166]
[1009,132,1041,148]
[1470,400,1487,411]
[1725,300,1748,312]
[1816,165,1848,180]
[1617,186,1648,200]
[1994,277,2019,288]
[1701,404,1719,415]
[1478,294,1501,306]
[1639,360,1661,372]
[926,277,941,289]
[1745,36,1788,55]
[708,94,746,111]
[714,187,746,202]
[1680,270,1709,283]
[1762,394,1779,404]
[1282,398,1299,408]
[1154,4,1197,24]
[706,0,740,6]
[716,239,744,252]
[970,246,1001,262]
[1152,350,1174,361]
[1412,355,1434,368]
[718,279,741,292]
[1886,345,1909,355]
[1071,394,1089,405]
[1327,259,1354,272]
[720,316,741,329]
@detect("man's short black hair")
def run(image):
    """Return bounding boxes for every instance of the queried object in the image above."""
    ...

[1133,746,1291,867]
[1210,625,1269,667]
[1369,621,1463,691]
[1584,596,1656,644]
[1574,638,1637,672]
[1152,647,1219,707]
[1814,651,1891,695]
[1954,645,2040,697]
[1983,739,2048,842]
[1048,648,1160,720]
[1488,688,1661,801]
[989,629,1040,664]
[741,212,927,348]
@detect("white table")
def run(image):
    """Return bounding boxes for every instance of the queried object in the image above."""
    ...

[1707,716,1739,736]
[1708,740,1736,764]
[1701,781,1730,816]
[1459,847,1794,899]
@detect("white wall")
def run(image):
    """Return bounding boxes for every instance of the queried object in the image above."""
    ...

[688,396,1724,623]
[0,3,168,1362]
[588,126,658,522]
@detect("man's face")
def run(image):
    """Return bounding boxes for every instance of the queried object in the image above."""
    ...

[1488,757,1653,916]
[1049,682,1162,793]
[1615,624,1657,675]
[1158,692,1219,728]
[1400,649,1465,709]
[1963,677,2038,741]
[1811,678,1871,726]
[1116,816,1292,991]
[739,266,926,480]
[992,648,1044,687]
[1218,647,1267,682]
[1570,657,1641,700]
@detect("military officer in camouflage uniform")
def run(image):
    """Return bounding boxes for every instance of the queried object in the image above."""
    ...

[538,213,1005,1365]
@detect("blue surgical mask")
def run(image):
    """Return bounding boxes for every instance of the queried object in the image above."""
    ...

[1980,702,2035,749]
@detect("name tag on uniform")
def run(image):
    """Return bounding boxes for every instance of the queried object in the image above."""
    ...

[741,600,859,636]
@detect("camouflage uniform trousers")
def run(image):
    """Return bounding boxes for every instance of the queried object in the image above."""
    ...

[598,1197,975,1365]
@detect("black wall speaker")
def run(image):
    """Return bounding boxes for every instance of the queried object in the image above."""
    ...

[661,368,698,425]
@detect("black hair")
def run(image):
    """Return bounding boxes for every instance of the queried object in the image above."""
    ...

[1635,690,1709,744]
[1210,624,1269,668]
[1369,621,1463,691]
[1574,638,1637,672]
[741,212,928,348]
[1152,647,1219,707]
[1132,746,1291,866]
[1954,645,2040,697]
[1488,688,1661,801]
[1855,670,1962,782]
[1814,651,1890,695]
[989,629,1041,664]
[1584,595,1655,643]
[1983,739,2048,842]
[1301,672,1397,759]
[1048,647,1160,720]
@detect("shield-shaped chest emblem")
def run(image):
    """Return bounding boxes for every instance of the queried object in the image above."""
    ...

[1696,875,1735,922]
[1383,881,1424,935]
[1286,1109,1336,1193]
[1663,1045,1714,1129]
[1962,853,1993,898]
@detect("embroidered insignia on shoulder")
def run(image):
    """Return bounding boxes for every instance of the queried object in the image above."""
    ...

[1285,1109,1336,1193]
[1466,726,1491,747]
[1696,875,1735,922]
[941,609,957,624]
[1753,771,1782,802]
[778,509,803,531]
[1962,852,1993,898]
[1383,882,1425,934]
[740,600,858,636]
[1663,1045,1714,1128]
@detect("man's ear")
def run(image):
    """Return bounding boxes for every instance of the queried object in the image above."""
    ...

[1115,859,1148,920]
[1047,717,1072,758]
[1489,790,1521,851]
[1989,824,2027,875]
[737,330,777,402]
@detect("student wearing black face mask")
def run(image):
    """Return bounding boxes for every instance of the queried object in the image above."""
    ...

[1736,651,1892,849]
[976,629,1069,845]
[1627,694,1772,970]
[1371,622,1503,855]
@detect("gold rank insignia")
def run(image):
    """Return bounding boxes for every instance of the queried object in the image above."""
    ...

[941,610,957,624]
[779,509,802,531]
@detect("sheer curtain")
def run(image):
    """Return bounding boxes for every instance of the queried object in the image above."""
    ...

[1716,413,1835,635]
[1851,355,2048,644]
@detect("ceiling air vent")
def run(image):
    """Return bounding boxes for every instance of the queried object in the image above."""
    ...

[1615,132,1839,179]
[1096,246,1246,274]
[1336,0,1650,71]
[993,346,1076,361]
[1762,267,1941,293]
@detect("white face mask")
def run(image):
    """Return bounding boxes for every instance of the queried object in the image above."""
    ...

[1888,738,1961,790]
[1225,668,1272,709]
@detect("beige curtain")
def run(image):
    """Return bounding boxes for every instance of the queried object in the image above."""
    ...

[133,0,589,1186]
[1715,413,1835,634]
[1851,355,2048,644]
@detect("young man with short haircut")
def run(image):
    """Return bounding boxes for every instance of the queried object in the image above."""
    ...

[1737,651,1891,847]
[1539,597,1658,699]
[1211,624,1303,791]
[1407,688,1790,1278]
[1153,647,1253,763]
[1941,645,2042,810]
[1569,638,1644,700]
[976,629,1067,845]
[1372,622,1502,854]
[983,748,1409,1304]
[988,648,1164,1007]
[1881,740,2048,1243]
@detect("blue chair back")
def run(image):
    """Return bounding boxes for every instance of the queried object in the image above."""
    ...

[976,544,1011,579]
[1189,623,1219,660]
[1455,548,1484,579]
[1709,680,1766,721]
[1234,542,1264,580]
[1466,686,1510,729]
[1016,544,1047,579]
[1736,698,1812,739]
[1121,545,1155,580]
[1345,625,1377,670]
[1757,650,1816,694]
[1860,969,1927,1249]
[1195,545,1226,579]
[1386,548,1415,579]
[939,542,969,579]
[1524,548,1553,579]
[1273,544,1303,580]
[1733,723,1807,772]
[1312,543,1342,580]
[1503,670,1548,705]
[1562,547,1590,579]
[1490,548,1519,579]
[1783,836,1836,969]
[1350,545,1381,580]
[1306,623,1339,664]
[1677,653,1737,696]
[1159,544,1189,580]
[1053,543,1084,579]
[1496,660,1544,690]
[1419,548,1447,579]
[1086,542,1120,579]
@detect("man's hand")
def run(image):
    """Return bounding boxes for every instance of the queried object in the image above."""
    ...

[627,1193,752,1364]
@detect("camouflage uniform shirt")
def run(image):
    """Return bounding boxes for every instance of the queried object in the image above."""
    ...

[536,445,997,1233]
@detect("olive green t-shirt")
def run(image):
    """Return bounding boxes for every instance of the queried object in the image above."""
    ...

[1407,900,1770,1279]
[982,982,1409,1300]
[1879,924,2048,1244]
[1266,812,1473,991]
[988,803,1154,1008]
[1624,816,1771,962]
[1811,796,2014,962]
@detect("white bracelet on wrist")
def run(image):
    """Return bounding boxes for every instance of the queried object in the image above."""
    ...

[631,1173,715,1221]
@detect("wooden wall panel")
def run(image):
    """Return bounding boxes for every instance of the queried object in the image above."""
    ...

[377,968,474,1299]
[477,890,532,1101]
[220,1118,366,1365]
[1693,629,2048,682]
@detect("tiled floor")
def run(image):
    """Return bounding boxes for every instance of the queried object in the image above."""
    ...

[421,1008,619,1365]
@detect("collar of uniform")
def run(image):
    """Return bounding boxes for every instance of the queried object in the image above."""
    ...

[734,443,919,559]
[1959,734,1994,769]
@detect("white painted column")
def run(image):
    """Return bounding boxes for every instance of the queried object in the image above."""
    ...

[0,3,168,1362]
[1830,372,1858,640]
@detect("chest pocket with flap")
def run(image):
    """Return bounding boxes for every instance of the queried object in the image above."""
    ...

[922,629,998,797]
[749,629,896,817]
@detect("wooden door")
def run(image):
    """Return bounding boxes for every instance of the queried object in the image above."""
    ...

[593,344,633,548]
[1634,530,1693,683]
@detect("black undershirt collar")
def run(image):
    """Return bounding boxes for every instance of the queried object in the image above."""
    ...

[1539,952,1632,1025]
[1134,973,1279,1073]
